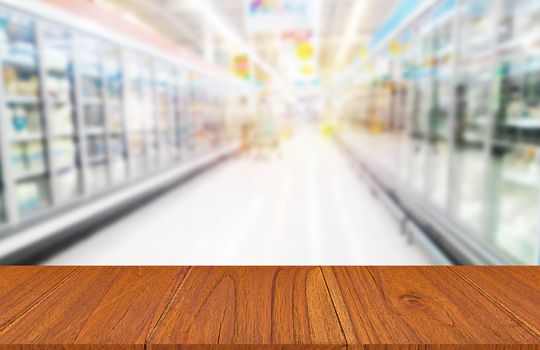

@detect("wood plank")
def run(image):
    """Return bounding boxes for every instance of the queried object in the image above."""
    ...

[456,266,540,335]
[147,266,346,350]
[0,267,189,349]
[0,267,80,332]
[0,267,538,349]
[321,266,540,348]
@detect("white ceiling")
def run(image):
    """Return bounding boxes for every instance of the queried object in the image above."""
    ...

[99,0,401,82]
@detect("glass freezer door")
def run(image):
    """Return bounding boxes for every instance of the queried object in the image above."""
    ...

[155,66,175,164]
[76,35,108,193]
[1,9,52,218]
[409,44,432,194]
[103,46,127,184]
[171,70,183,160]
[0,131,5,225]
[186,72,199,156]
[488,0,540,264]
[426,10,456,210]
[124,55,146,178]
[42,24,81,204]
[452,0,499,241]
[176,69,190,159]
[142,59,158,167]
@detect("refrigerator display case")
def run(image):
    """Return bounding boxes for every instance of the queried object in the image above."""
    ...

[390,57,410,182]
[341,0,540,264]
[203,81,226,150]
[42,24,80,204]
[170,69,182,160]
[489,0,540,263]
[186,72,201,156]
[75,35,108,193]
[452,0,500,242]
[0,131,5,225]
[141,58,158,167]
[0,0,247,254]
[400,32,424,186]
[173,69,189,159]
[1,9,51,218]
[124,54,148,178]
[155,65,176,164]
[425,7,456,210]
[103,46,127,185]
[406,13,434,194]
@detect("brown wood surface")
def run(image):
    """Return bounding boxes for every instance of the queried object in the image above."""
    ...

[0,267,538,350]
[0,267,189,349]
[147,266,346,349]
[456,267,540,336]
[321,267,540,348]
[0,267,80,332]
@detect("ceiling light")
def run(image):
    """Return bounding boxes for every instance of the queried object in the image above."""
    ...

[334,0,368,68]
[192,0,292,95]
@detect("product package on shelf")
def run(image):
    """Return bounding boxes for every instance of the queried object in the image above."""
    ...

[16,181,40,215]
[84,104,105,130]
[15,176,49,216]
[0,1,243,241]
[88,162,108,193]
[4,66,39,97]
[46,75,71,102]
[87,135,106,161]
[44,47,69,73]
[11,141,46,177]
[55,169,80,204]
[52,139,76,170]
[9,105,43,137]
[110,158,127,184]
[51,104,74,135]
[107,104,123,133]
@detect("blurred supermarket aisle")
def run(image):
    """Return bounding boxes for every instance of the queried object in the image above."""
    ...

[43,126,432,265]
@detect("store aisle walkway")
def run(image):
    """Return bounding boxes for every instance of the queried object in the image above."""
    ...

[43,127,433,265]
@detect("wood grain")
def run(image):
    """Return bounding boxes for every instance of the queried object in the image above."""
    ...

[0,267,80,332]
[0,267,189,349]
[321,266,540,347]
[456,267,540,336]
[146,267,346,349]
[0,267,539,350]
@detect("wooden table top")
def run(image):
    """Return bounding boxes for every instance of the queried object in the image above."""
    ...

[0,266,538,349]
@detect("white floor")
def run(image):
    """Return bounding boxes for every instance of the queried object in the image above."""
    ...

[43,127,433,265]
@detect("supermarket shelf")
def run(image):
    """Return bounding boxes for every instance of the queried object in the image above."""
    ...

[336,0,540,265]
[505,118,540,129]
[108,129,123,135]
[48,98,71,105]
[85,127,107,136]
[106,100,122,106]
[55,164,78,173]
[81,97,103,105]
[52,130,76,138]
[0,143,239,264]
[3,57,37,71]
[0,0,252,255]
[337,138,453,265]
[503,171,539,188]
[11,133,46,142]
[88,156,107,164]
[46,67,68,75]
[5,95,40,104]
[13,168,48,182]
